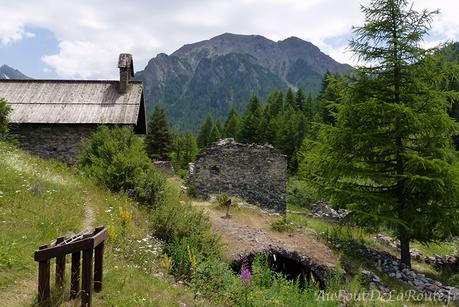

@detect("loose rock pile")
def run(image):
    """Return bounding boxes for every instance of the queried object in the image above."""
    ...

[310,202,349,221]
[359,245,459,303]
[375,234,459,269]
[360,269,392,294]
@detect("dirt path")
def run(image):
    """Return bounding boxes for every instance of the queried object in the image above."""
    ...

[193,200,337,272]
[82,190,96,230]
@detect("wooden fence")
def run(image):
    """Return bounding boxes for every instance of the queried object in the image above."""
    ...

[34,226,107,307]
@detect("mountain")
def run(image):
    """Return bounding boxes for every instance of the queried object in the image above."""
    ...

[0,65,30,79]
[135,33,351,130]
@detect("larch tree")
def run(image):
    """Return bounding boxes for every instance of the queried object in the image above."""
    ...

[197,114,214,148]
[223,107,241,140]
[239,95,263,144]
[146,105,173,161]
[299,0,459,267]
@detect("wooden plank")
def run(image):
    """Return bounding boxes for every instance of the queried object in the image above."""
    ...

[37,242,50,307]
[92,228,107,248]
[34,238,93,262]
[94,241,104,292]
[81,248,93,307]
[55,237,66,293]
[70,251,81,299]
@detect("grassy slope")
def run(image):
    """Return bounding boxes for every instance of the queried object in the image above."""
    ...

[0,142,199,306]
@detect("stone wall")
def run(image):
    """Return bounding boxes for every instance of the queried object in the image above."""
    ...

[154,161,175,176]
[189,138,287,212]
[11,124,99,164]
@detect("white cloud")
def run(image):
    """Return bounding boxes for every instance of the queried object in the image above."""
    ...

[0,0,457,78]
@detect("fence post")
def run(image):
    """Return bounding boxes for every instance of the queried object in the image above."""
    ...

[81,247,93,307]
[55,237,66,294]
[37,245,50,306]
[94,241,104,292]
[70,251,81,299]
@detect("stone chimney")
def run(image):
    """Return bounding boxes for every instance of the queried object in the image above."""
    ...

[118,53,134,94]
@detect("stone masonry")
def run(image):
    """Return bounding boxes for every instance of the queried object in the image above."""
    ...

[10,124,99,164]
[189,138,288,212]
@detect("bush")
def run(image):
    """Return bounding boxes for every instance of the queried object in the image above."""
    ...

[78,126,151,191]
[150,196,220,260]
[0,98,11,139]
[271,216,295,232]
[134,168,167,208]
[77,126,167,208]
[192,258,241,303]
[168,237,200,278]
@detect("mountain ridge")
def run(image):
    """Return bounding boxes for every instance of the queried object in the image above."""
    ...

[0,65,31,80]
[136,33,351,130]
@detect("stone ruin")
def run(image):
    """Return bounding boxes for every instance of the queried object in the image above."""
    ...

[189,138,287,213]
[154,161,175,176]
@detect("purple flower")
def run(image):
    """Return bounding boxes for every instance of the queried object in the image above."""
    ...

[241,258,252,288]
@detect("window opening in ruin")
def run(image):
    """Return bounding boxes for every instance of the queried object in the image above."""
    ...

[210,165,220,175]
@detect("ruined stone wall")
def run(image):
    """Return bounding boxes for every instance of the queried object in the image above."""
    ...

[10,124,100,164]
[189,139,287,212]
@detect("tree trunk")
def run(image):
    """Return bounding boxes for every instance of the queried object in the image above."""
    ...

[399,226,411,268]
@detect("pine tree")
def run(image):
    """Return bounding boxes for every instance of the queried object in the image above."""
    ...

[239,95,263,144]
[276,106,304,171]
[208,120,221,144]
[171,132,198,170]
[145,105,173,160]
[300,0,459,267]
[285,88,296,109]
[197,114,214,148]
[295,89,306,111]
[223,107,241,139]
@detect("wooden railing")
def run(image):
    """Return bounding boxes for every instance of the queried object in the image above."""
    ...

[34,226,107,307]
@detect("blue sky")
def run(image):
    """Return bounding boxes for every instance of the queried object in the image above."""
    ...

[0,27,59,78]
[0,0,458,80]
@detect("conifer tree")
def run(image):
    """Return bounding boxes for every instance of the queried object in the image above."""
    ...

[295,89,306,111]
[239,95,263,144]
[318,72,339,125]
[223,107,241,139]
[285,88,296,109]
[208,120,221,144]
[146,105,173,160]
[269,91,284,116]
[300,0,459,267]
[171,132,198,170]
[197,114,214,148]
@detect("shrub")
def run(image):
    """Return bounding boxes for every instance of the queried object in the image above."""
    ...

[192,258,241,303]
[0,98,11,139]
[78,126,151,191]
[151,199,219,250]
[78,126,167,208]
[133,168,167,208]
[271,216,295,232]
[167,237,201,278]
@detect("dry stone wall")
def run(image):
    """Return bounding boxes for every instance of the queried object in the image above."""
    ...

[189,138,287,212]
[11,124,98,164]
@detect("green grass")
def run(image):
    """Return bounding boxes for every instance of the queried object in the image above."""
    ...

[0,142,201,306]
